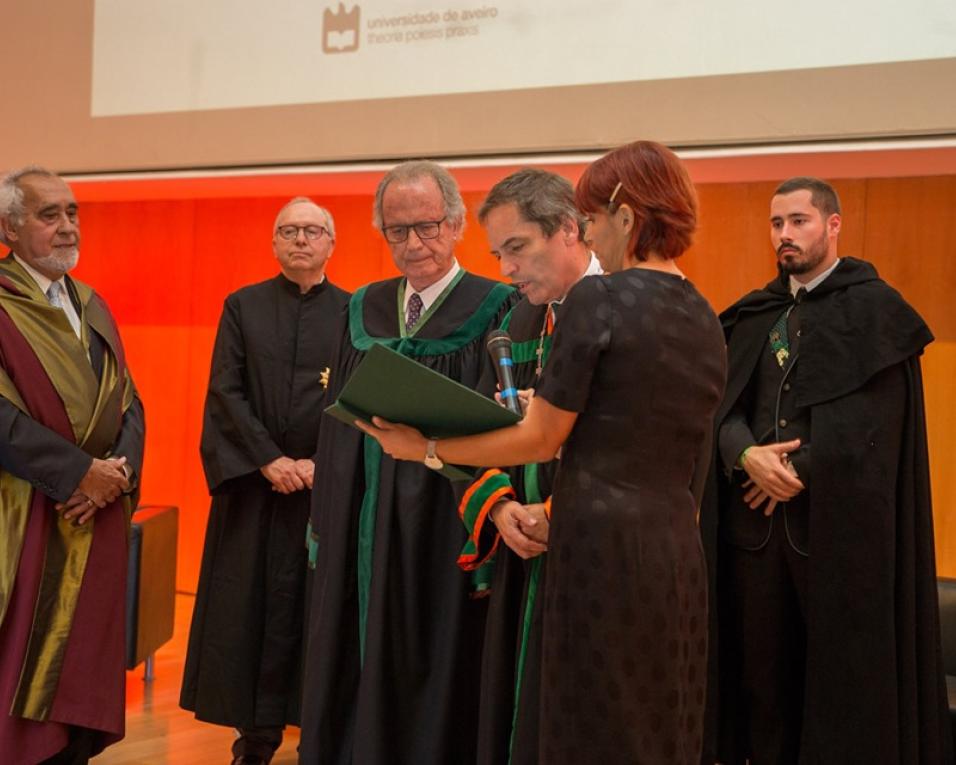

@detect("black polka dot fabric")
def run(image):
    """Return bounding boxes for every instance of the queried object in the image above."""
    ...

[536,270,726,764]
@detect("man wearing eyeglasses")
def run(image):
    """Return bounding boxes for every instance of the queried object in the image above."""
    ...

[299,161,517,765]
[181,197,349,765]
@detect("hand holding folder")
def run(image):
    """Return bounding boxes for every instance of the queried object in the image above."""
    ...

[325,343,521,479]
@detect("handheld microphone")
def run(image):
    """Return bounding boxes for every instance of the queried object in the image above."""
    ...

[486,330,522,417]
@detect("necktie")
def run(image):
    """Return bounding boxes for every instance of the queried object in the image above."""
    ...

[406,292,423,332]
[768,288,806,368]
[47,281,64,308]
[46,281,83,340]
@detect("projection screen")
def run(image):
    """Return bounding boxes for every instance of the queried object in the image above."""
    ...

[2,0,955,173]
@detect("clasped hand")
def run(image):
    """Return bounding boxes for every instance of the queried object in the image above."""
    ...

[491,500,549,559]
[57,456,131,525]
[741,439,805,516]
[261,456,316,493]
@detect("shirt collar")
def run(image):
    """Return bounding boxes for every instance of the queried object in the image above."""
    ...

[790,257,840,296]
[404,259,461,311]
[582,251,604,278]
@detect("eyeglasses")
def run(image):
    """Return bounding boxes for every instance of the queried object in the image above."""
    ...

[276,225,330,241]
[382,216,446,244]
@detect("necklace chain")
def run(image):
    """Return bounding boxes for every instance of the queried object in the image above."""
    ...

[534,304,554,378]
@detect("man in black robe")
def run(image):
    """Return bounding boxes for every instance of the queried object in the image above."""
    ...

[299,161,517,765]
[700,177,951,764]
[181,197,349,765]
[457,168,601,765]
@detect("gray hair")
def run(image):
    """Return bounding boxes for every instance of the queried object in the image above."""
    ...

[372,160,466,231]
[273,196,336,240]
[479,168,586,241]
[0,165,58,246]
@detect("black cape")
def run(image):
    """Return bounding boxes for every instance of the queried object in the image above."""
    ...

[700,257,951,764]
[462,298,559,765]
[299,272,517,765]
[181,274,349,728]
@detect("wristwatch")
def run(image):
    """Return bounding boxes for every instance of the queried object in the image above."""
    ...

[424,439,444,470]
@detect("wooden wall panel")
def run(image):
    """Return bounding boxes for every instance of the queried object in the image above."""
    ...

[860,176,956,341]
[923,342,956,575]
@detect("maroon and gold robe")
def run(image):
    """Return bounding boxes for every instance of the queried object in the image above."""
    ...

[0,255,144,763]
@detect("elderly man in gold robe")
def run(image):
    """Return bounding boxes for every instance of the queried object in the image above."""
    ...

[0,166,144,764]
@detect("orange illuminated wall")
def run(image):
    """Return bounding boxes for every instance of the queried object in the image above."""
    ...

[40,152,956,592]
[64,178,514,594]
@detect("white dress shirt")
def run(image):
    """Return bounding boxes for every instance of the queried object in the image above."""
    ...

[14,254,82,339]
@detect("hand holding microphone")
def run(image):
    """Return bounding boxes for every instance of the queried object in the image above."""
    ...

[486,330,523,417]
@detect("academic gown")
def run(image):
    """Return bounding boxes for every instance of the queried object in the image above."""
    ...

[0,256,144,763]
[181,274,349,729]
[700,257,952,764]
[299,271,516,765]
[457,298,559,765]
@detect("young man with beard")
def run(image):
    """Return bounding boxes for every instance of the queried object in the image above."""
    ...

[700,177,951,764]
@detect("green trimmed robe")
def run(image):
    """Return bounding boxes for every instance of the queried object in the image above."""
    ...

[299,272,516,765]
[457,298,558,765]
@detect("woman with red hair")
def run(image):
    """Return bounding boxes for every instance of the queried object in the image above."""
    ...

[360,141,727,763]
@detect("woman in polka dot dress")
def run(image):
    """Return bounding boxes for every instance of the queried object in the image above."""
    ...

[360,141,727,764]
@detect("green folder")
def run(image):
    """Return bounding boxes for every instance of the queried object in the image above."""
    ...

[325,343,521,480]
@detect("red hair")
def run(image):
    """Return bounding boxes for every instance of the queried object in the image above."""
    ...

[575,141,697,261]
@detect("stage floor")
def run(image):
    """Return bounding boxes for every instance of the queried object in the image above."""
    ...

[97,593,300,764]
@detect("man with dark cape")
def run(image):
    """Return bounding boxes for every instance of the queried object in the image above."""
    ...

[299,161,517,765]
[456,168,601,765]
[0,167,144,764]
[700,177,951,764]
[181,197,349,765]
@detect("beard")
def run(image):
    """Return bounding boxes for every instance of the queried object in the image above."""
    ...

[33,247,79,276]
[777,233,827,275]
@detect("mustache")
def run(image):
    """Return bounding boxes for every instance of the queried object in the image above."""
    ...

[777,243,802,256]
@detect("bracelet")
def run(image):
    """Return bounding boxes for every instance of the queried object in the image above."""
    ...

[737,446,754,468]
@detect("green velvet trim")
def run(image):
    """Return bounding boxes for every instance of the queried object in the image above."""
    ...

[357,435,383,666]
[348,281,515,356]
[469,560,495,593]
[522,462,541,506]
[348,277,513,662]
[499,305,515,332]
[305,520,318,570]
[509,463,544,762]
[510,334,552,365]
[397,269,466,338]
[510,555,542,761]
[461,471,513,536]
[503,304,551,365]
[459,470,514,587]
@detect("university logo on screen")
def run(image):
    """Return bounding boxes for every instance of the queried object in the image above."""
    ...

[323,3,361,53]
